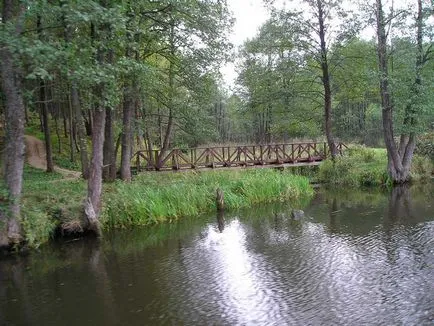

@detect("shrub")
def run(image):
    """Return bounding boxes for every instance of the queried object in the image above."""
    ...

[415,133,434,162]
[318,146,388,187]
[411,154,433,181]
[21,209,56,248]
[346,145,377,163]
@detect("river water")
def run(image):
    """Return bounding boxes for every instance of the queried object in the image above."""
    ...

[1,185,433,325]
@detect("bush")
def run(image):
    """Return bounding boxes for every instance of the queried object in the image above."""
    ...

[411,154,433,181]
[21,209,56,248]
[346,145,377,163]
[415,133,434,162]
[318,156,358,186]
[318,146,388,187]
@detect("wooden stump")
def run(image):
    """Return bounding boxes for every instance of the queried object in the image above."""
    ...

[216,188,224,211]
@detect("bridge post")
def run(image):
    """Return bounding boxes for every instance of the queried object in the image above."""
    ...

[154,150,159,170]
[136,153,141,172]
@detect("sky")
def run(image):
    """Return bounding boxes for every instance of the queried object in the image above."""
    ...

[220,0,431,88]
[220,0,270,88]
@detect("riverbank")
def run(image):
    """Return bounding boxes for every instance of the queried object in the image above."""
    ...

[3,144,432,250]
[9,167,313,248]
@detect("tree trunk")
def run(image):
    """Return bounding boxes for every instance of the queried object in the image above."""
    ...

[103,109,116,181]
[40,81,54,172]
[120,83,135,181]
[62,5,89,178]
[54,114,62,154]
[63,109,68,138]
[0,0,26,247]
[85,108,106,234]
[157,19,175,169]
[71,87,89,179]
[37,16,54,173]
[68,95,75,162]
[376,0,402,181]
[375,0,423,183]
[317,0,337,158]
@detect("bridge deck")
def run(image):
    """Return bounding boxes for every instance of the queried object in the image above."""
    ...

[132,142,346,172]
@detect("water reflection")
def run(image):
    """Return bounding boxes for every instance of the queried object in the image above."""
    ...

[0,185,433,325]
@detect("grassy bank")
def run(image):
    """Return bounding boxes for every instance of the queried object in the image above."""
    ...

[9,167,313,247]
[318,145,433,186]
[6,145,433,249]
[103,170,313,228]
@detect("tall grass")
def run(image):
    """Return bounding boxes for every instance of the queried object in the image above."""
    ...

[103,169,313,228]
[318,145,389,186]
[318,145,433,186]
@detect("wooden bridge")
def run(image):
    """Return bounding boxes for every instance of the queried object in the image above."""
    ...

[132,142,347,172]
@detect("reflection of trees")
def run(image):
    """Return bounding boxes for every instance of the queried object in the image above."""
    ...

[328,198,338,233]
[386,185,413,225]
[88,243,119,325]
[0,259,33,325]
[383,185,431,267]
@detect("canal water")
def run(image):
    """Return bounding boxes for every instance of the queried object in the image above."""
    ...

[1,185,433,325]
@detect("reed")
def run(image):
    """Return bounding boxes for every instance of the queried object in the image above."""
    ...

[103,169,313,228]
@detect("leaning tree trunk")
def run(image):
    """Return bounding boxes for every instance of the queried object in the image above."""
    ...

[0,0,26,247]
[317,0,337,158]
[85,108,106,234]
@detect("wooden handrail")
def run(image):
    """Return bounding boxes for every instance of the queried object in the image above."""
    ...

[131,142,346,171]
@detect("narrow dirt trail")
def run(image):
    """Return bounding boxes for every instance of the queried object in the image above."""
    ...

[24,135,81,179]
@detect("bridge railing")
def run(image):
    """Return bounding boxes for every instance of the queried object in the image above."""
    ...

[132,142,347,171]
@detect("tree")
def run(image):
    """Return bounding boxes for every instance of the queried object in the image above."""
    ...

[374,0,432,183]
[331,38,381,144]
[263,1,356,156]
[84,0,123,232]
[0,0,26,247]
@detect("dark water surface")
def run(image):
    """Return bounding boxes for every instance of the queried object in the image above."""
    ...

[1,185,433,325]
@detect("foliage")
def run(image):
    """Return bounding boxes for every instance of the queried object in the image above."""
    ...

[415,132,434,162]
[318,146,389,187]
[103,170,313,228]
[20,209,56,249]
[411,155,433,181]
[19,166,86,247]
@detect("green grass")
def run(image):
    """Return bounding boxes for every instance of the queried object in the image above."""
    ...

[102,169,314,229]
[318,145,389,187]
[318,145,433,186]
[19,166,87,247]
[2,166,313,248]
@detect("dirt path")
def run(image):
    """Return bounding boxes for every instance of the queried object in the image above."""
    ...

[24,135,81,179]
